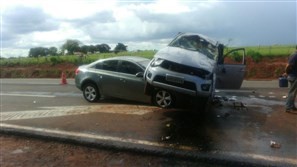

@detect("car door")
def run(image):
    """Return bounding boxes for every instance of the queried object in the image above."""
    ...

[93,60,122,97]
[117,60,150,103]
[215,48,246,89]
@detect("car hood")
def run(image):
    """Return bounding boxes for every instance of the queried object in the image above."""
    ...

[154,46,216,73]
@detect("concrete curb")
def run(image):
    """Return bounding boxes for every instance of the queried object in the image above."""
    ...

[1,123,296,167]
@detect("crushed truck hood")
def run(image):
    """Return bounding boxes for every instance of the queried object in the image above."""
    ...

[154,46,216,73]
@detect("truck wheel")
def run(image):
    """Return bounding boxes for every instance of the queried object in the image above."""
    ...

[153,89,174,108]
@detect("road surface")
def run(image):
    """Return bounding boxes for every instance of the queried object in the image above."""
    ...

[0,79,296,166]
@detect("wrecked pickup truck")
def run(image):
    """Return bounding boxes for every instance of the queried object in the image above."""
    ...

[144,33,246,108]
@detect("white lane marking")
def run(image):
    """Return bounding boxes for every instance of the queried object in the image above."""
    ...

[0,105,156,121]
[1,123,296,166]
[0,93,55,98]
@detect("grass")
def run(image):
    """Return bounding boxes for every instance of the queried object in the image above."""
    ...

[0,50,156,67]
[228,45,295,57]
[1,45,295,67]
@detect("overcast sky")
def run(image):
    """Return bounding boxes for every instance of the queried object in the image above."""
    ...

[1,0,296,58]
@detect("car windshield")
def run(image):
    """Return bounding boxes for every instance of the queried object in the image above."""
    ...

[138,60,150,69]
[169,35,218,60]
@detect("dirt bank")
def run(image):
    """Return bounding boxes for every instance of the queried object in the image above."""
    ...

[0,56,288,79]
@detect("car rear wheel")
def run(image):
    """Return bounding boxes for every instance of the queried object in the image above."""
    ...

[153,89,174,108]
[83,83,100,102]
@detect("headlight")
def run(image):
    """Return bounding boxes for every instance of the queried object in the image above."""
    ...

[151,58,164,67]
[201,84,211,91]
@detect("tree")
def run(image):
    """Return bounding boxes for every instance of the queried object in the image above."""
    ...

[80,45,89,54]
[48,47,58,56]
[28,47,49,57]
[96,44,111,53]
[88,45,96,53]
[114,43,127,53]
[29,48,38,57]
[61,39,81,55]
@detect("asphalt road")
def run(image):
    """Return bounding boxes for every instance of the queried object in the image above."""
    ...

[0,78,296,166]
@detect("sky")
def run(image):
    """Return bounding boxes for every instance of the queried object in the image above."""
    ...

[1,0,296,58]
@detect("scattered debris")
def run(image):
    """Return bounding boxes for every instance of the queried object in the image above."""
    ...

[228,97,237,101]
[270,141,281,148]
[161,135,171,141]
[233,101,248,111]
[217,113,231,118]
[12,149,24,154]
[212,96,223,107]
[213,95,231,107]
[224,113,230,118]
[222,97,229,101]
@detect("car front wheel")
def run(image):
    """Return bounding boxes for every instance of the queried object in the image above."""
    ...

[153,89,174,108]
[83,83,100,102]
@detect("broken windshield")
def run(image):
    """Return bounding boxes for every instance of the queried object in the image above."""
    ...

[169,35,218,60]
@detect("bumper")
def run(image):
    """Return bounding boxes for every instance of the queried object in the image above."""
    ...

[146,67,212,97]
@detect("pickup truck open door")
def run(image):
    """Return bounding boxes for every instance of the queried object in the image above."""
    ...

[215,48,246,89]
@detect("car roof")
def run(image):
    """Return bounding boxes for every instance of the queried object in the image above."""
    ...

[173,32,219,46]
[103,56,150,62]
[88,56,150,66]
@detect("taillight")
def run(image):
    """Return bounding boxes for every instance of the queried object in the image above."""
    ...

[75,68,80,75]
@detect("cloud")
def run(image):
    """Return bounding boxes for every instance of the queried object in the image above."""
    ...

[2,5,60,48]
[213,2,296,46]
[1,0,296,58]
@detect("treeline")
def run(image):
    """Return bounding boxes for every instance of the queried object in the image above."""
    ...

[28,39,127,58]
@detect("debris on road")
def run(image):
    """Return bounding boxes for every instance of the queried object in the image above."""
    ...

[233,101,248,111]
[217,113,231,119]
[161,136,171,141]
[270,141,281,149]
[228,97,237,101]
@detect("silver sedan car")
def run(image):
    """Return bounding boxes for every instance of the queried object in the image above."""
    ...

[75,56,151,103]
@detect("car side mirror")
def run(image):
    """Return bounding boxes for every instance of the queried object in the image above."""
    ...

[135,72,144,78]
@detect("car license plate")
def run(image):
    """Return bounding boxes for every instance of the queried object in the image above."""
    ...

[166,75,184,84]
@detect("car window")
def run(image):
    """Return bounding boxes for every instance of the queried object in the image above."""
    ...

[94,60,118,72]
[169,35,218,60]
[118,61,143,75]
[138,60,150,69]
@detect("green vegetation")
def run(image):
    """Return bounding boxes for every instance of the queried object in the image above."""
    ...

[1,45,295,79]
[226,45,295,63]
[247,50,263,63]
[0,50,156,67]
[1,45,295,67]
[226,51,244,63]
[247,45,295,57]
[227,45,295,57]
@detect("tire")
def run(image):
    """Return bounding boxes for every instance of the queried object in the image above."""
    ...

[153,89,174,108]
[83,83,100,102]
